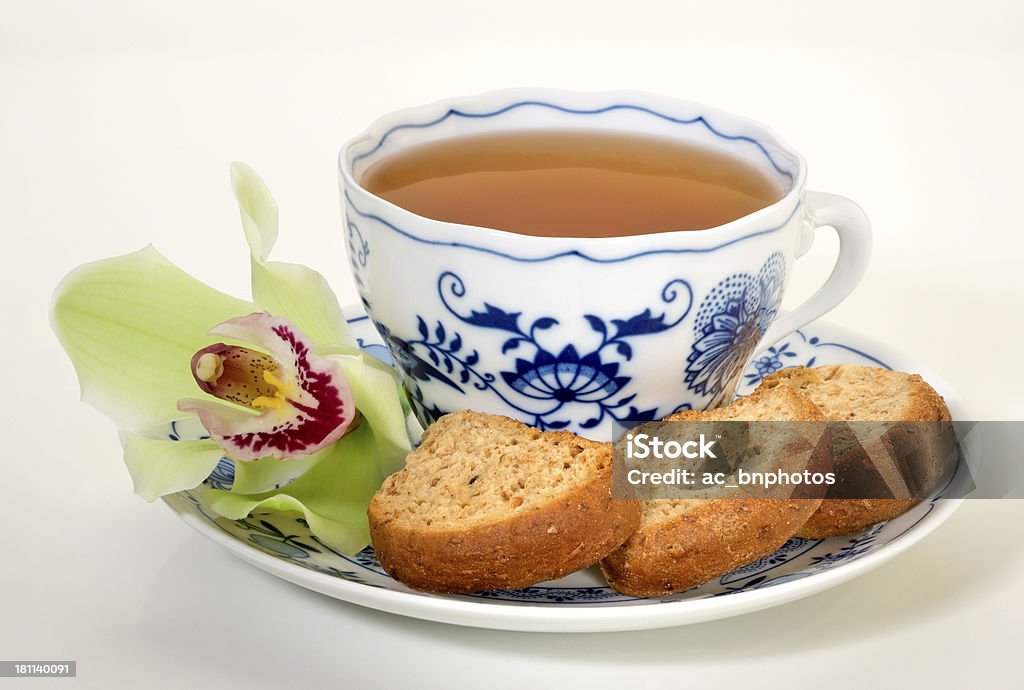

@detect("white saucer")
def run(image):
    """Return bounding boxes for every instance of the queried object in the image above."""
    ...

[162,307,968,633]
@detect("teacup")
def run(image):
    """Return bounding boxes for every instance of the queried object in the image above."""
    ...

[338,89,871,439]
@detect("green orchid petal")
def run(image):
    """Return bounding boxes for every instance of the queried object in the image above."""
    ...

[231,162,355,348]
[51,246,253,431]
[316,342,403,383]
[204,423,382,554]
[250,260,354,347]
[317,342,412,418]
[229,450,326,495]
[231,162,278,263]
[334,354,411,476]
[120,432,225,502]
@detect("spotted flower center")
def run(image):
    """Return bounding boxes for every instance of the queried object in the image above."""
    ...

[190,343,283,409]
[178,312,356,461]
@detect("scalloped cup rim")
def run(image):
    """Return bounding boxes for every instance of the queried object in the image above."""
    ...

[337,88,807,256]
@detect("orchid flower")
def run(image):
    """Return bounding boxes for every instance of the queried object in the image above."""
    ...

[179,311,357,461]
[50,163,411,553]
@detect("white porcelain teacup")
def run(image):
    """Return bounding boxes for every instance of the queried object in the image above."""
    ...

[339,89,871,439]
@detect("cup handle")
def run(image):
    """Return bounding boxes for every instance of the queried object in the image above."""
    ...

[754,190,872,355]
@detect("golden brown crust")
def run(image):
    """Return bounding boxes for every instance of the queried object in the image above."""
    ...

[761,365,952,537]
[600,387,829,597]
[368,412,640,594]
[601,498,821,597]
[664,385,827,424]
[794,498,918,539]
[371,471,639,593]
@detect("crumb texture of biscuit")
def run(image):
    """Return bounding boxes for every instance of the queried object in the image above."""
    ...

[600,387,828,598]
[368,411,640,593]
[759,365,951,422]
[759,365,953,538]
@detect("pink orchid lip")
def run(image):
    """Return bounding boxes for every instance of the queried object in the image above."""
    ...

[178,312,356,461]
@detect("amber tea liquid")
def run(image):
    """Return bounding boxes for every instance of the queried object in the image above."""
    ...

[361,129,784,238]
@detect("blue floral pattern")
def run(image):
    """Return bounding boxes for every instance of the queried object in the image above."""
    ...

[685,252,786,408]
[378,271,694,431]
[744,342,799,385]
[346,221,369,285]
[476,587,628,603]
[808,523,885,570]
[718,536,817,583]
[205,457,234,491]
[236,514,322,559]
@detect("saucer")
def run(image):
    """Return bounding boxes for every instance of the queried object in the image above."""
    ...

[161,306,967,633]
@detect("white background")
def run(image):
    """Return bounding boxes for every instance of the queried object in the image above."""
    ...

[2,1,1022,687]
